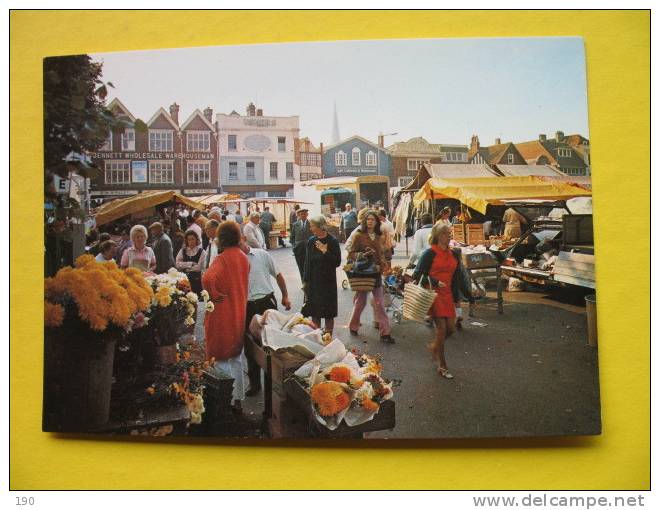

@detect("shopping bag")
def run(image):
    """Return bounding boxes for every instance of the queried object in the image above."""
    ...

[403,274,437,322]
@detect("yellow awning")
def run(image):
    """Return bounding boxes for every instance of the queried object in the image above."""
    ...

[195,193,242,206]
[412,176,592,214]
[94,190,205,226]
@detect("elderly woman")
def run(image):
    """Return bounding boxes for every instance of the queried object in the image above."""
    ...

[302,215,342,335]
[202,221,250,412]
[347,210,395,343]
[120,225,157,271]
[412,223,466,379]
[175,229,206,295]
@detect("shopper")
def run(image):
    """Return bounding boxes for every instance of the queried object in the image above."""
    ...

[240,236,291,396]
[407,213,434,267]
[346,211,395,344]
[200,219,220,273]
[244,212,266,250]
[412,224,466,379]
[120,224,157,271]
[115,228,132,264]
[340,203,358,243]
[175,230,206,295]
[202,221,250,412]
[95,240,117,262]
[149,222,175,274]
[302,215,342,336]
[259,207,276,248]
[290,208,312,278]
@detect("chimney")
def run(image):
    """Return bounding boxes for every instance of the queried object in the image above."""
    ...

[256,108,263,117]
[495,137,501,145]
[470,135,480,151]
[246,102,256,116]
[203,107,213,123]
[539,134,547,142]
[555,130,564,142]
[169,102,180,124]
[378,135,384,148]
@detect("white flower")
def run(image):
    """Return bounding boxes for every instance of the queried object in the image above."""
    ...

[200,290,210,301]
[189,412,201,425]
[184,316,195,326]
[205,301,215,313]
[167,267,179,277]
[186,292,198,303]
[355,382,375,402]
[186,303,195,315]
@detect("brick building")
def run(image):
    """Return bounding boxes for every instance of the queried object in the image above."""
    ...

[89,99,219,201]
[386,137,443,187]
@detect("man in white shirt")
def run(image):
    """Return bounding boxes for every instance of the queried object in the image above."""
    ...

[240,237,291,396]
[243,212,266,250]
[407,213,434,267]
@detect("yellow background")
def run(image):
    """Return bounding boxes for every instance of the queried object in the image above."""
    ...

[10,10,650,489]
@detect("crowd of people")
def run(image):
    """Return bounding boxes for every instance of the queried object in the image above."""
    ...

[86,200,484,411]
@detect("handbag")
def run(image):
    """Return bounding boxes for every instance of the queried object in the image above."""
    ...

[403,274,437,322]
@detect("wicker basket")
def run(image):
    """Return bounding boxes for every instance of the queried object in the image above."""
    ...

[403,276,437,322]
[346,272,378,292]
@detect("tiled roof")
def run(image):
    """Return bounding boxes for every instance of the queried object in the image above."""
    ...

[387,137,442,155]
[515,139,587,169]
[515,141,556,165]
[471,142,517,165]
[564,134,589,146]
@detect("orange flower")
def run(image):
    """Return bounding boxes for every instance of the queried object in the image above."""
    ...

[361,396,380,413]
[311,381,351,417]
[327,365,352,384]
[183,351,191,360]
[44,301,65,328]
[146,386,155,395]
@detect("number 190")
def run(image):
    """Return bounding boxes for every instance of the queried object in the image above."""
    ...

[16,497,34,506]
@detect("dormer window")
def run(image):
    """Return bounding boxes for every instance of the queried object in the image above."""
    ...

[187,131,210,152]
[507,153,514,164]
[557,148,572,158]
[121,128,135,151]
[149,129,173,151]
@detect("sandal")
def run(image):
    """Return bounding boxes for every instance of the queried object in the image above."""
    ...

[437,367,454,379]
[380,335,395,344]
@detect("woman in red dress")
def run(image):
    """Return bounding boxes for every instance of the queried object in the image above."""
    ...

[412,224,462,378]
[202,221,249,411]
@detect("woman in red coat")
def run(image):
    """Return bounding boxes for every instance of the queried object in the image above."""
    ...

[202,221,249,411]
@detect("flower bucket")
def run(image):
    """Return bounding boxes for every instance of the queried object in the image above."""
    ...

[43,329,118,432]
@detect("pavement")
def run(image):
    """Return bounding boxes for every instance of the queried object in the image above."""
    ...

[240,242,602,439]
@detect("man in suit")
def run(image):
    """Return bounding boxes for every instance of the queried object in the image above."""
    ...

[148,221,175,274]
[290,208,312,278]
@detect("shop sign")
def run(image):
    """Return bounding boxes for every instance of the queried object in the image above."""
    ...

[132,161,148,183]
[92,190,139,196]
[89,152,215,160]
[183,188,217,194]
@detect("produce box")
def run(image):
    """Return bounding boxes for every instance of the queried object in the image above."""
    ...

[270,348,314,398]
[462,251,499,269]
[466,223,485,246]
[452,224,466,243]
[268,392,310,439]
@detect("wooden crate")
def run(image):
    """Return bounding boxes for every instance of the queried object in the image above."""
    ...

[268,392,310,438]
[466,223,485,246]
[283,378,396,438]
[551,251,596,289]
[270,349,313,398]
[462,251,499,270]
[452,224,466,243]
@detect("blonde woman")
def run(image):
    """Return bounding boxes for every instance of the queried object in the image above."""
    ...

[411,224,465,378]
[120,225,156,271]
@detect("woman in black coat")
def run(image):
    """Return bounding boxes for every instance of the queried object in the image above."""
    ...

[302,215,342,335]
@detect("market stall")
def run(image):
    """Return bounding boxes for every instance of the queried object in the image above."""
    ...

[244,198,313,248]
[93,190,205,227]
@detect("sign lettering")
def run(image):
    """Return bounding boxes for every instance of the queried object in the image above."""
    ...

[90,152,215,160]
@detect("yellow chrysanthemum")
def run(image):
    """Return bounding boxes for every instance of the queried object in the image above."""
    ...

[44,301,65,328]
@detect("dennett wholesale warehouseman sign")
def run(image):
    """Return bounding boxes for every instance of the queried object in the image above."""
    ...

[90,152,215,160]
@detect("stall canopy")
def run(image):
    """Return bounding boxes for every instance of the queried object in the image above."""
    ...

[194,193,241,206]
[495,164,566,177]
[412,176,592,214]
[94,190,205,226]
[402,163,499,191]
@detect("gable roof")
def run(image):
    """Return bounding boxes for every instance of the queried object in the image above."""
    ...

[323,135,384,152]
[387,137,442,156]
[179,109,215,131]
[107,98,136,123]
[146,107,179,129]
[515,140,557,166]
[470,142,523,165]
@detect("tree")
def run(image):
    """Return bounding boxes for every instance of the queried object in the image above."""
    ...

[43,54,118,187]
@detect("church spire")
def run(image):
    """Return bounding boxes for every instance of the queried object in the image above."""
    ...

[332,101,340,144]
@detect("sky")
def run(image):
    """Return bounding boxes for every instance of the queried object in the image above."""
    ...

[91,37,589,147]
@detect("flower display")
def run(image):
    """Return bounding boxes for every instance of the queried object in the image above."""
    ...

[311,381,352,417]
[327,365,352,384]
[44,254,153,332]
